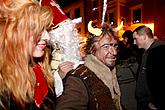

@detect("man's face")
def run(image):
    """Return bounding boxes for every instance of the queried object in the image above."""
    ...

[133,32,145,49]
[94,35,118,67]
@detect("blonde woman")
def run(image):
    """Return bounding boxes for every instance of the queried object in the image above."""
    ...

[0,0,56,109]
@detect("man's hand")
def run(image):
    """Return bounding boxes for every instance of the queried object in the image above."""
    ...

[58,61,74,79]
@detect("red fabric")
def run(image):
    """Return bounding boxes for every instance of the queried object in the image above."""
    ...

[33,64,48,108]
[41,0,68,26]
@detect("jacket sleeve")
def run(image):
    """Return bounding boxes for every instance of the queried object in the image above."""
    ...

[146,46,165,109]
[56,76,88,110]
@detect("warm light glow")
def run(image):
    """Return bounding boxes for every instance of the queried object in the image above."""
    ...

[81,36,87,44]
[114,21,124,32]
[118,23,154,41]
[126,23,154,33]
[118,30,125,41]
[145,23,154,34]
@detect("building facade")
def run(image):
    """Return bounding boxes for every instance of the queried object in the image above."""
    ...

[57,0,165,39]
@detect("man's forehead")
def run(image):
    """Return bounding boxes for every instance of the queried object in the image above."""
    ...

[99,37,116,45]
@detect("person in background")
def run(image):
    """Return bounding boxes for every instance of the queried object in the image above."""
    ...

[133,25,165,110]
[0,0,56,109]
[116,30,139,110]
[117,30,139,61]
[56,21,122,110]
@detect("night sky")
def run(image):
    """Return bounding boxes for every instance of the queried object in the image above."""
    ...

[57,0,78,8]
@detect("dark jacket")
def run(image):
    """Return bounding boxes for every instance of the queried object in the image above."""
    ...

[146,41,165,109]
[56,55,121,110]
[56,64,114,110]
[136,40,165,110]
[0,88,56,110]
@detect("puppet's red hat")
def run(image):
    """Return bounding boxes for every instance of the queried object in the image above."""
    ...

[41,0,68,26]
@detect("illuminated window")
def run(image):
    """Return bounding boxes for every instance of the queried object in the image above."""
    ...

[109,12,114,26]
[130,4,143,24]
[133,9,141,24]
[92,0,98,8]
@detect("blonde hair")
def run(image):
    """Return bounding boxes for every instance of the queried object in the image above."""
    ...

[0,0,53,108]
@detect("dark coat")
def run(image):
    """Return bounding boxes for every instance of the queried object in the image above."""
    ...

[0,88,56,110]
[136,41,165,110]
[146,41,165,110]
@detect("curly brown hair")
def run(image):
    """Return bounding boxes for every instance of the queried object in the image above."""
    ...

[84,22,118,54]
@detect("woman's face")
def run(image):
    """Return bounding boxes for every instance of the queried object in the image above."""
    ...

[32,30,50,58]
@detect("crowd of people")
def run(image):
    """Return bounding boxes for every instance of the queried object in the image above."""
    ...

[0,0,164,110]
